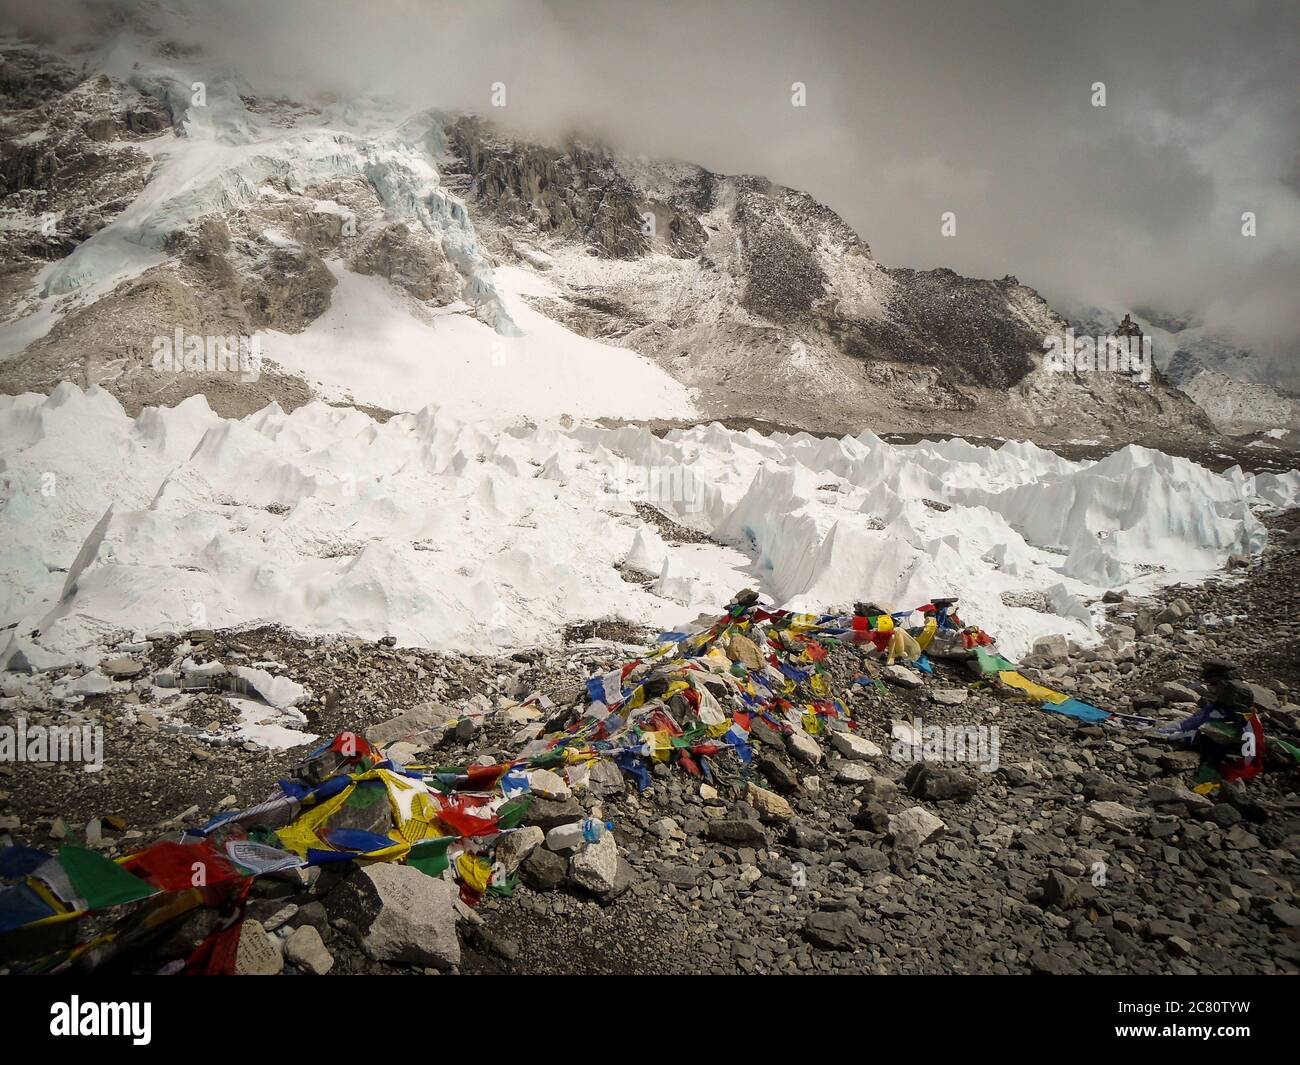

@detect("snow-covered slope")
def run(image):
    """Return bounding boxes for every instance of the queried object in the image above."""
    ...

[0,34,695,424]
[1178,369,1300,436]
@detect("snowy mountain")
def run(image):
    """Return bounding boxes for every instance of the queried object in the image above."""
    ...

[1067,304,1300,434]
[6,14,1297,673]
[0,28,1206,438]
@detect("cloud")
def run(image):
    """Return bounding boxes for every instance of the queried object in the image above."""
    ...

[5,0,1299,366]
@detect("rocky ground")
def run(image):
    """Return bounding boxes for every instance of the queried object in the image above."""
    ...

[2,507,1298,976]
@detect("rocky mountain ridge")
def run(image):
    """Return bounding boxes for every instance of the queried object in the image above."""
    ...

[0,34,1211,438]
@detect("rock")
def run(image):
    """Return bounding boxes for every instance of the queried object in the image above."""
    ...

[829,730,882,760]
[1147,783,1212,809]
[1158,680,1199,704]
[747,783,795,823]
[520,847,567,892]
[350,222,461,303]
[473,928,521,962]
[929,688,969,706]
[803,910,862,951]
[1247,684,1280,712]
[234,919,283,976]
[888,806,945,846]
[1156,750,1202,772]
[854,801,891,833]
[882,664,923,689]
[749,718,785,749]
[755,751,800,794]
[101,656,144,679]
[1028,949,1075,975]
[1040,870,1080,908]
[785,729,823,765]
[324,864,460,970]
[845,846,890,873]
[1032,634,1069,659]
[568,832,619,895]
[785,825,829,851]
[494,825,543,874]
[904,762,977,802]
[725,634,763,670]
[1269,902,1300,928]
[1207,804,1242,829]
[596,857,637,904]
[707,819,767,847]
[521,796,584,831]
[290,901,328,933]
[1085,801,1146,832]
[587,758,625,794]
[660,864,701,886]
[261,902,298,931]
[284,924,334,975]
[366,701,457,745]
[525,767,571,800]
[835,761,874,783]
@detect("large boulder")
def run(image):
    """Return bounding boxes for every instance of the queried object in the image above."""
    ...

[284,924,334,975]
[888,806,946,847]
[494,825,544,875]
[829,730,882,760]
[324,864,460,970]
[785,729,824,765]
[366,701,458,746]
[707,819,768,847]
[747,782,796,824]
[568,833,620,895]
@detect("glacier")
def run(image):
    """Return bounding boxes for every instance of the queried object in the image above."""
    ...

[1,385,1295,673]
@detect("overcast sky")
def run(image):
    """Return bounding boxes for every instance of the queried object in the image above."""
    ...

[7,0,1299,357]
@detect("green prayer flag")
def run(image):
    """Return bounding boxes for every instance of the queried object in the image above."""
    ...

[58,845,158,910]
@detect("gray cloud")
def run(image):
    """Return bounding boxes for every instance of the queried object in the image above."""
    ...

[5,0,1299,363]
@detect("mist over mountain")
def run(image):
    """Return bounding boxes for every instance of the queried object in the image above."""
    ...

[3,0,1297,371]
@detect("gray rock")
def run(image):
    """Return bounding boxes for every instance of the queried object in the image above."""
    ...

[785,729,823,765]
[494,826,544,874]
[883,664,924,689]
[845,846,890,873]
[569,832,619,895]
[366,701,458,745]
[1040,870,1080,908]
[755,751,800,794]
[325,864,460,970]
[803,909,862,951]
[520,847,567,891]
[708,819,768,847]
[888,806,945,845]
[522,796,584,831]
[829,730,882,760]
[285,924,334,975]
[1159,680,1200,704]
[904,762,978,803]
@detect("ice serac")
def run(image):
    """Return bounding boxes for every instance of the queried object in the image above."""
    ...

[3,387,1294,667]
